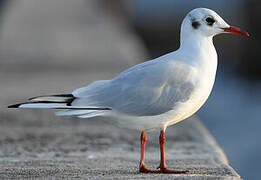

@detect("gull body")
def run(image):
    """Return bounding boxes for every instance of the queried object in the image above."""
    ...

[99,38,218,131]
[9,8,248,132]
[9,8,249,173]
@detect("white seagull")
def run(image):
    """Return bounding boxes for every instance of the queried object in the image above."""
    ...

[8,8,249,173]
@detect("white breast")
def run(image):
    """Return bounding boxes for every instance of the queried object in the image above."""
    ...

[162,37,218,128]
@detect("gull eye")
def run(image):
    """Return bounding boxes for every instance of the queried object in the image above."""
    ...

[205,17,215,26]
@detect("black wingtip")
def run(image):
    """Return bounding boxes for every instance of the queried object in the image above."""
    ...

[28,94,74,101]
[8,103,22,108]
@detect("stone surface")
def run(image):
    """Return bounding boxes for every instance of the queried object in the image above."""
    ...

[0,114,241,179]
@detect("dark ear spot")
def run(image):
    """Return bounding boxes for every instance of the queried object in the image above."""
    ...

[192,21,200,29]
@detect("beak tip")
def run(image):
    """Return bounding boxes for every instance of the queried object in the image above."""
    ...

[223,26,250,37]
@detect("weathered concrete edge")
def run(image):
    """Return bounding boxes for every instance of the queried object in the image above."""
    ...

[0,116,243,179]
[193,116,242,180]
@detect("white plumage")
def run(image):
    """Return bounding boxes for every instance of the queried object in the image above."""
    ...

[9,8,249,131]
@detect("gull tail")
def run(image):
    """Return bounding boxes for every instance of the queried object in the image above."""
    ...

[8,94,110,110]
[8,94,111,119]
[8,94,75,109]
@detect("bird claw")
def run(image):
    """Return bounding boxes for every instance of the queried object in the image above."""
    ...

[159,168,189,174]
[139,164,160,173]
[140,164,188,174]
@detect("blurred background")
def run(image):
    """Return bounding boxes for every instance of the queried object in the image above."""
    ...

[0,0,260,179]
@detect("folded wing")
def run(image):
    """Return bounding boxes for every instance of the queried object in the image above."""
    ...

[72,59,197,116]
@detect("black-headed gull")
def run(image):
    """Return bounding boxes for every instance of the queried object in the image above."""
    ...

[8,8,249,173]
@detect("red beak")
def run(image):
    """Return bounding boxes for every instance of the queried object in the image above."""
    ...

[222,26,249,37]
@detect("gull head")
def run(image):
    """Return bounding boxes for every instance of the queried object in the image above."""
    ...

[181,8,249,38]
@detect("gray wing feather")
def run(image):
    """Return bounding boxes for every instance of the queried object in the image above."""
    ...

[72,59,196,116]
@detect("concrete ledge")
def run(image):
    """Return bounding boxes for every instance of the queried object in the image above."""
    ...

[0,115,241,180]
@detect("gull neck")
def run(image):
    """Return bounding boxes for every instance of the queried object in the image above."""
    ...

[179,32,215,58]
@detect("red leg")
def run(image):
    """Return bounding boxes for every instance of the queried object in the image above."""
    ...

[139,131,159,173]
[139,131,146,170]
[157,130,188,174]
[139,130,188,174]
[157,130,166,169]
